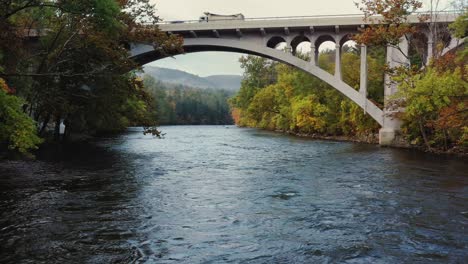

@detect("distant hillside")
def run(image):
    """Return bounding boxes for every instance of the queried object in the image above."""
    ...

[204,75,243,92]
[143,66,242,91]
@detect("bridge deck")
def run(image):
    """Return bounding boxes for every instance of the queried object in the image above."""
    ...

[158,12,459,33]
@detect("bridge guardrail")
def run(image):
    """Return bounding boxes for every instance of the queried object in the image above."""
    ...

[153,10,462,25]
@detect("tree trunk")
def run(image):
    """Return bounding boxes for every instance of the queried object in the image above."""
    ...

[443,129,448,151]
[419,118,432,151]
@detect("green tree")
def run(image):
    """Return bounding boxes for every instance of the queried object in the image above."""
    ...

[393,67,467,150]
[0,87,42,155]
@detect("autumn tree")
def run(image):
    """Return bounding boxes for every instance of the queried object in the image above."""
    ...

[353,0,424,52]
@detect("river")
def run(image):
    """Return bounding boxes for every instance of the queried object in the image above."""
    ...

[0,126,467,263]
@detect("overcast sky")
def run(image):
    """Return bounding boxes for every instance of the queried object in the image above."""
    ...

[147,0,454,77]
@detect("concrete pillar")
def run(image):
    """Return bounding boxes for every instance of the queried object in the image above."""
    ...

[310,45,317,65]
[359,44,368,110]
[285,37,293,54]
[380,37,409,146]
[335,43,341,79]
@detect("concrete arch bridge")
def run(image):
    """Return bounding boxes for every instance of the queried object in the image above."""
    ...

[129,13,464,145]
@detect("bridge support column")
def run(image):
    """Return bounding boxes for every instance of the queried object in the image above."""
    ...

[310,45,317,65]
[359,44,368,110]
[335,44,341,79]
[285,36,293,54]
[380,38,409,146]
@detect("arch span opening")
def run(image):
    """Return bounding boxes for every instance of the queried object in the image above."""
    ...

[130,38,384,126]
[291,35,311,57]
[267,36,288,50]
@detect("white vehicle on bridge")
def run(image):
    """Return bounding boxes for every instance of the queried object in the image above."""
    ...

[199,12,245,22]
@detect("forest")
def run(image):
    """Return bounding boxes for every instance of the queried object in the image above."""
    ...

[143,75,234,126]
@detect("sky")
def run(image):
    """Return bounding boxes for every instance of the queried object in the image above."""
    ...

[148,0,455,77]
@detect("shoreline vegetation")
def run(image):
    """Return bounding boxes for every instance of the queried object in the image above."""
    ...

[279,129,467,157]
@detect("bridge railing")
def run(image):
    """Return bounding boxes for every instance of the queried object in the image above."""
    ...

[154,10,462,25]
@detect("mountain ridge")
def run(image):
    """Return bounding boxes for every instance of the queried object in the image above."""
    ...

[143,66,242,91]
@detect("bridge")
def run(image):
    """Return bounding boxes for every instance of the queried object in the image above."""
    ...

[130,13,463,146]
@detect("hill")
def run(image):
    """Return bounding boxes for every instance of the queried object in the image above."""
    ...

[142,66,242,91]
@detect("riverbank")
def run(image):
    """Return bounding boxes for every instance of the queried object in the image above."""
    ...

[269,128,468,157]
[285,130,379,145]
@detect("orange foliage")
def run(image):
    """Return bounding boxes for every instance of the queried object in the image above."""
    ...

[0,78,14,94]
[433,100,468,130]
[231,108,242,125]
[432,52,466,80]
[353,0,425,47]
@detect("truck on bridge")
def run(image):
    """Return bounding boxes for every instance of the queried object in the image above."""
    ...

[199,12,245,22]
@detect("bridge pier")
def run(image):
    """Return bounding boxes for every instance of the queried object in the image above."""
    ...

[310,45,317,65]
[334,43,342,79]
[379,38,409,146]
[379,116,403,146]
[359,44,368,110]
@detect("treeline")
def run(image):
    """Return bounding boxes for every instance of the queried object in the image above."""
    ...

[143,76,234,125]
[0,0,182,155]
[229,49,385,141]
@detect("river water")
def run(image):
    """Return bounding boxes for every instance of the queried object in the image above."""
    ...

[0,126,467,263]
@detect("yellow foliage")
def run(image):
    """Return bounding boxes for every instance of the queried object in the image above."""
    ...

[0,78,8,92]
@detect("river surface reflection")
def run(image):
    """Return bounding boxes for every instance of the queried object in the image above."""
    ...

[0,126,467,263]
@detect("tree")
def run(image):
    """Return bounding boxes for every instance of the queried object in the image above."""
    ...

[392,67,467,150]
[353,0,424,48]
[230,53,381,138]
[0,85,42,155]
[230,56,277,110]
[449,7,468,39]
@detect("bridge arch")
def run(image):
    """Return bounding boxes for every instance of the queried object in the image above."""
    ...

[339,34,354,47]
[315,35,336,49]
[267,36,288,49]
[291,35,311,55]
[131,38,384,126]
